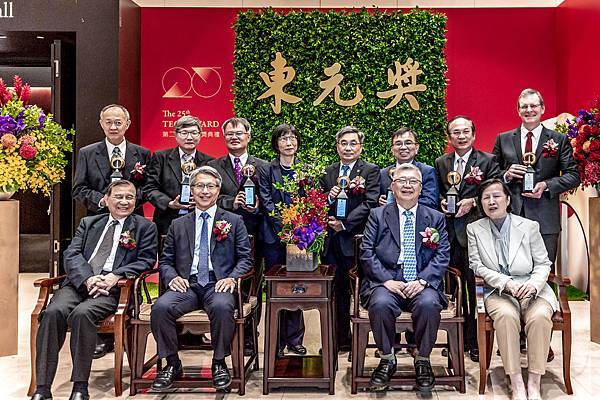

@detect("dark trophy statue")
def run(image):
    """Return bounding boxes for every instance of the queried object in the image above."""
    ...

[335,174,349,219]
[446,171,462,216]
[241,164,256,207]
[522,152,536,194]
[110,154,125,182]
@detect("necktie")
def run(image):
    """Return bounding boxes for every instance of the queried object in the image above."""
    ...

[456,158,464,177]
[112,147,122,158]
[196,212,210,287]
[182,153,193,164]
[341,164,350,177]
[525,131,533,154]
[89,220,119,275]
[234,157,242,185]
[402,210,417,281]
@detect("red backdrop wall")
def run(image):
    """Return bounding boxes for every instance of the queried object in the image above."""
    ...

[557,0,600,114]
[140,7,559,156]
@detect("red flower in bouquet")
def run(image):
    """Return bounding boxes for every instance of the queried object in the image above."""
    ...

[118,230,137,250]
[349,176,366,195]
[213,220,232,241]
[419,227,441,249]
[566,98,600,190]
[20,134,36,146]
[19,144,37,160]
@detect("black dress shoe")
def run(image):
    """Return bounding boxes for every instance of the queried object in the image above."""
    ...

[414,359,435,392]
[287,344,307,355]
[212,360,232,390]
[92,342,114,359]
[31,394,52,400]
[151,364,183,390]
[338,344,351,353]
[468,348,479,362]
[369,358,397,390]
[68,392,89,400]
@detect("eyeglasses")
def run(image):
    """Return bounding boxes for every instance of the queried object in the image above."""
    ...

[519,104,542,111]
[224,130,248,139]
[393,141,417,148]
[449,129,472,137]
[102,120,125,128]
[192,183,219,191]
[278,135,298,143]
[337,140,361,148]
[176,130,201,138]
[393,178,421,186]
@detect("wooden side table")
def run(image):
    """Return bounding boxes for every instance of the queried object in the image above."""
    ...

[263,264,337,395]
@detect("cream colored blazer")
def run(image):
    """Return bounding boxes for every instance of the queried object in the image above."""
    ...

[466,214,558,311]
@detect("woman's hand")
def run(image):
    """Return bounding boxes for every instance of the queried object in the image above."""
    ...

[514,282,537,299]
[504,279,522,296]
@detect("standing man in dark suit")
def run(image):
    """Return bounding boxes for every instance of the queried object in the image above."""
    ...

[144,115,213,236]
[73,104,151,216]
[434,115,500,361]
[208,117,268,353]
[31,180,157,400]
[379,127,438,209]
[361,163,449,392]
[492,88,579,267]
[150,166,253,391]
[320,126,380,352]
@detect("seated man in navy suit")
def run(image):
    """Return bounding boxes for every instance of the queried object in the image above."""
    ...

[31,180,158,400]
[150,166,253,391]
[360,163,450,392]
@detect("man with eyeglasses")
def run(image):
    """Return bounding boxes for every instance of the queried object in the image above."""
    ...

[144,115,214,236]
[73,104,151,217]
[150,166,252,391]
[360,163,449,392]
[208,117,267,355]
[320,126,380,352]
[434,115,500,362]
[71,104,152,360]
[493,88,579,270]
[31,180,158,400]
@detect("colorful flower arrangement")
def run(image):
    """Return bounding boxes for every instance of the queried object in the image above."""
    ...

[273,153,329,254]
[566,98,600,190]
[349,175,366,195]
[0,76,73,196]
[118,230,137,250]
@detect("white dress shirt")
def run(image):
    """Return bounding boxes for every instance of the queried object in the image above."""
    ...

[229,152,249,168]
[88,215,126,273]
[338,160,357,176]
[190,204,217,275]
[105,138,127,160]
[520,124,543,153]
[396,203,419,265]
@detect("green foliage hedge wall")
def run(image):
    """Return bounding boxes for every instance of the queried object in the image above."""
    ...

[233,8,448,167]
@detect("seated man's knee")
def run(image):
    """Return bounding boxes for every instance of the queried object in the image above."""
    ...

[151,296,175,320]
[40,304,69,324]
[66,305,95,327]
[413,289,442,314]
[209,293,235,316]
[368,288,396,315]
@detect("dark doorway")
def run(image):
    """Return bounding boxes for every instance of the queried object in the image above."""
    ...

[0,31,76,274]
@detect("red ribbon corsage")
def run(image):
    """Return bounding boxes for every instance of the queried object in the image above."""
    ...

[118,230,137,250]
[213,220,232,241]
[419,227,440,250]
[464,166,484,185]
[130,162,146,180]
[349,176,366,195]
[542,139,559,158]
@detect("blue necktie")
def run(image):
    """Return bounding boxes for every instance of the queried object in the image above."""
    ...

[197,211,210,286]
[402,210,417,281]
[341,164,350,177]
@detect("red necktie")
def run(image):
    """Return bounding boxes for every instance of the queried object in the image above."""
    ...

[524,131,533,154]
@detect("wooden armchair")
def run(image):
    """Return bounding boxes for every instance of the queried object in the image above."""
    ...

[349,234,466,393]
[28,275,134,397]
[475,273,573,395]
[129,235,260,395]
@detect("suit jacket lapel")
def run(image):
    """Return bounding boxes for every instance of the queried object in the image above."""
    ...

[168,148,183,182]
[350,159,364,179]
[124,142,138,178]
[94,142,111,183]
[508,217,525,268]
[327,162,340,187]
[475,220,498,267]
[511,130,523,164]
[185,212,196,259]
[112,215,133,268]
[384,205,401,247]
[210,208,224,255]
[444,153,454,187]
[221,156,238,187]
[84,215,110,260]
[415,206,429,259]
[535,127,551,167]
[459,150,478,192]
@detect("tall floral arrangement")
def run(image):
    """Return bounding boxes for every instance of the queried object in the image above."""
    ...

[0,76,73,196]
[566,97,600,191]
[273,152,329,254]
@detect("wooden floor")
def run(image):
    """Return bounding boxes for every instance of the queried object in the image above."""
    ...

[3,273,598,399]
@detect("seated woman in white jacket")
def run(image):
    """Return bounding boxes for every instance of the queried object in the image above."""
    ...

[466,178,558,400]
